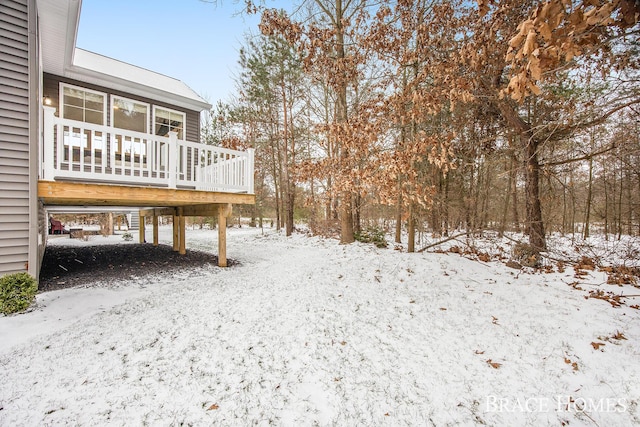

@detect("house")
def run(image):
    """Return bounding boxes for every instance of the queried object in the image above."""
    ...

[0,0,255,280]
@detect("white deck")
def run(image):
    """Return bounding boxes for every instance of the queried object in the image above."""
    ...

[41,106,254,194]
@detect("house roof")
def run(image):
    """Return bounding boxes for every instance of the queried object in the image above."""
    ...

[36,0,212,112]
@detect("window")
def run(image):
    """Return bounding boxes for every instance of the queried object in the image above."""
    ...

[112,96,149,133]
[154,107,185,139]
[60,84,106,125]
[59,84,106,155]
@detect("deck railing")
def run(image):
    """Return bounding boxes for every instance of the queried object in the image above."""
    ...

[41,106,254,194]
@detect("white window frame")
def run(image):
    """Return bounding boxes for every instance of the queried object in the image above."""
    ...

[153,106,186,140]
[59,83,107,125]
[111,94,150,134]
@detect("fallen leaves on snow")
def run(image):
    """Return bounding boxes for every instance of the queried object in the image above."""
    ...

[486,359,502,369]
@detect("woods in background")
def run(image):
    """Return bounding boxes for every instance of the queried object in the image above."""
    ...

[202,0,640,252]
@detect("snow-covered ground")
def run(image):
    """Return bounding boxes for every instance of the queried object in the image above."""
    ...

[1,226,639,426]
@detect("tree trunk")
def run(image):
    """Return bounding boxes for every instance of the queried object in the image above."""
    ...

[281,81,294,236]
[395,183,402,243]
[335,0,354,244]
[443,172,450,237]
[494,99,545,249]
[584,155,593,239]
[511,152,520,232]
[407,203,415,252]
[353,193,361,234]
[339,193,354,244]
[524,135,546,250]
[499,153,512,237]
[617,156,623,240]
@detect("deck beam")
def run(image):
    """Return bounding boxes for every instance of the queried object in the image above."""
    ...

[38,181,254,207]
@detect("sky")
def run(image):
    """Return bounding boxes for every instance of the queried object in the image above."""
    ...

[76,0,281,106]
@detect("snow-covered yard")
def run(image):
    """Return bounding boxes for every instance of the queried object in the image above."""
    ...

[1,226,639,426]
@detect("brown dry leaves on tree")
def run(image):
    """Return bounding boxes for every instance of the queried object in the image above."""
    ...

[498,0,640,102]
[245,0,638,246]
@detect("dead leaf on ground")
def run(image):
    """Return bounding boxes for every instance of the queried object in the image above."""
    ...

[591,342,605,350]
[564,357,579,371]
[475,350,485,354]
[612,331,627,340]
[486,359,502,369]
[207,403,219,411]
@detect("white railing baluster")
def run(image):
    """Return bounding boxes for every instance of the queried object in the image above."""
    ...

[168,132,177,188]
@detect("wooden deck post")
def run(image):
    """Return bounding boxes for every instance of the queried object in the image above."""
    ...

[178,207,186,255]
[139,213,145,243]
[172,212,179,252]
[218,203,232,267]
[152,212,159,246]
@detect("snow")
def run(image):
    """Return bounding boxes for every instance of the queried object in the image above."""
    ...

[1,226,639,426]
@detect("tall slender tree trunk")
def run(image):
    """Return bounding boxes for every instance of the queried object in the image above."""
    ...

[408,203,415,252]
[499,154,512,237]
[269,136,281,231]
[617,156,623,240]
[281,81,294,236]
[584,155,593,239]
[443,173,450,237]
[395,185,403,243]
[510,152,520,232]
[353,193,361,234]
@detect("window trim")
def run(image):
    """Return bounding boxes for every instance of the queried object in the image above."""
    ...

[59,83,107,125]
[153,105,186,140]
[110,94,150,134]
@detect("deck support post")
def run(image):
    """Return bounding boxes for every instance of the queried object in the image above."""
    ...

[172,211,179,252]
[178,207,186,255]
[139,213,145,243]
[218,203,232,267]
[152,212,159,246]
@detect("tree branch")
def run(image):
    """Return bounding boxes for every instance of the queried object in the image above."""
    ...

[541,143,618,167]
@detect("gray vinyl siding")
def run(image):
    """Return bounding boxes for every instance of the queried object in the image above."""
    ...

[43,73,202,143]
[0,0,32,276]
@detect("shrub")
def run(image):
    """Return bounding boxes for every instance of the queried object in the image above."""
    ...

[122,231,134,241]
[512,243,541,268]
[0,272,37,315]
[355,226,388,248]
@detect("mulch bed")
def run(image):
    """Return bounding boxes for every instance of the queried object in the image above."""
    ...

[38,243,230,292]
